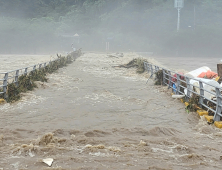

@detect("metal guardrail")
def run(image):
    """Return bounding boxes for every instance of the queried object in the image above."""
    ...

[0,52,80,99]
[144,61,222,122]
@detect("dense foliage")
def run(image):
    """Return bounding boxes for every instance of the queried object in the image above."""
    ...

[0,0,222,56]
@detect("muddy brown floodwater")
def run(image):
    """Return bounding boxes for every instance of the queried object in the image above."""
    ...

[144,55,221,72]
[1,53,222,170]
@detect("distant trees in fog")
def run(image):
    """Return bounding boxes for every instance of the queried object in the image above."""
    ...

[0,0,222,56]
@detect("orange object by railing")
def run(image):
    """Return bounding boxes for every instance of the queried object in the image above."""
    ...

[198,70,218,79]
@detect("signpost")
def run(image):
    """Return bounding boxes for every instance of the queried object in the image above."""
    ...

[174,0,184,32]
[106,37,113,52]
[74,33,80,43]
[106,42,109,51]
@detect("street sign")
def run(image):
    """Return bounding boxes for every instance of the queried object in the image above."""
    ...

[174,0,184,9]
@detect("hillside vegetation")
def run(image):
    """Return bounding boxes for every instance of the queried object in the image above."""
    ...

[0,0,222,56]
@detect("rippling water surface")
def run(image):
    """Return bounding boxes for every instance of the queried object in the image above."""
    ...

[0,53,222,170]
[146,55,220,72]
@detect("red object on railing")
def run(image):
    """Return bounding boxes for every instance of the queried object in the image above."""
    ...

[172,72,184,82]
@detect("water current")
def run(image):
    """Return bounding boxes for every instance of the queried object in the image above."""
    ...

[0,53,222,170]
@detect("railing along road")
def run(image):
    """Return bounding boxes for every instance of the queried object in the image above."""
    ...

[0,52,80,99]
[144,62,222,122]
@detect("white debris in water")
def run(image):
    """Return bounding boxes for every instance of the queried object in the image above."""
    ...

[89,152,109,157]
[152,147,173,153]
[139,140,147,146]
[0,92,47,112]
[42,158,53,167]
[28,149,35,157]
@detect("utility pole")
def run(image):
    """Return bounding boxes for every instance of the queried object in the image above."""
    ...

[174,0,184,32]
[177,8,181,32]
[193,1,196,30]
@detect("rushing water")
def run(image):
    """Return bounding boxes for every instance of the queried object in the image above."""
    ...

[0,53,222,170]
[0,55,52,72]
[146,55,221,72]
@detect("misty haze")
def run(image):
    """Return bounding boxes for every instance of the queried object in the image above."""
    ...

[1,0,222,170]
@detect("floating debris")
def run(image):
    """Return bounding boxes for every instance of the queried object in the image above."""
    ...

[185,93,200,113]
[42,158,54,167]
[172,95,185,99]
[154,70,164,85]
[138,140,147,146]
[114,58,147,74]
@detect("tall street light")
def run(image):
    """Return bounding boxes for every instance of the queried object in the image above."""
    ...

[174,0,184,32]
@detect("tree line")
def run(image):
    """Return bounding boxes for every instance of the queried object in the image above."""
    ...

[0,0,222,57]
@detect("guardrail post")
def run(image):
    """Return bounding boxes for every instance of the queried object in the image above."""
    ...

[39,64,42,69]
[24,68,28,75]
[33,65,36,71]
[163,69,166,85]
[168,71,172,89]
[44,63,46,68]
[151,65,153,77]
[3,73,8,99]
[176,73,181,94]
[214,87,222,121]
[59,58,61,66]
[147,63,149,72]
[155,66,159,72]
[15,70,19,87]
[143,62,147,71]
[199,81,204,109]
[185,77,191,101]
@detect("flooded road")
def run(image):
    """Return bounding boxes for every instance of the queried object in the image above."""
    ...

[1,53,222,170]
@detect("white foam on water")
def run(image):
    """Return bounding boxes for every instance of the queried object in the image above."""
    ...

[151,147,173,153]
[0,92,47,112]
[89,152,109,157]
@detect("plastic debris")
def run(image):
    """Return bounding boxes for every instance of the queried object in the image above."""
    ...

[172,95,185,99]
[185,66,211,78]
[172,84,177,93]
[42,158,53,167]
